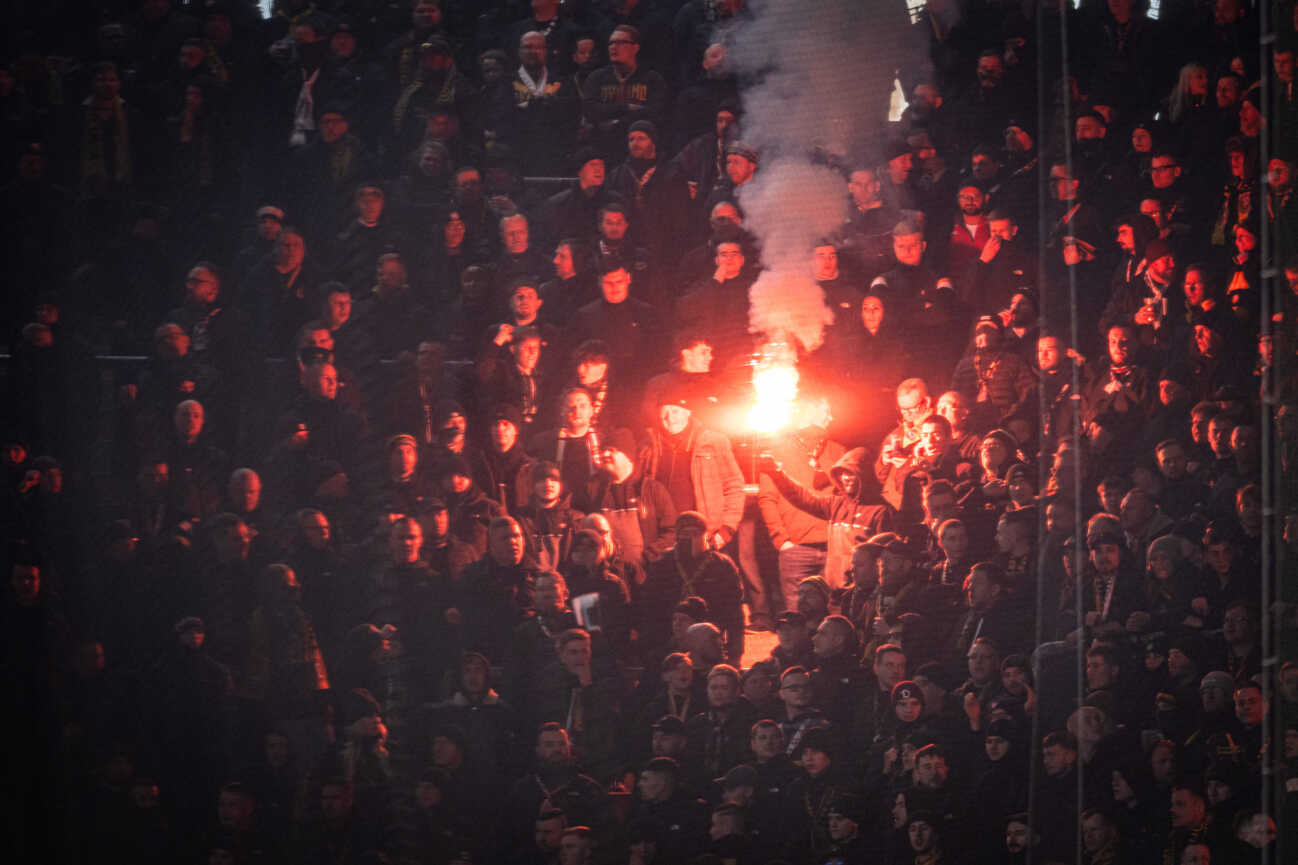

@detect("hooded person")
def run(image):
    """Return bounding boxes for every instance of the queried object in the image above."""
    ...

[756,447,893,591]
[588,426,678,566]
[969,717,1029,861]
[435,454,505,556]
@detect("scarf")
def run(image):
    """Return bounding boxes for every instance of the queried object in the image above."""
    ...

[290,66,320,147]
[517,64,548,98]
[81,96,132,190]
[675,548,711,599]
[630,163,657,207]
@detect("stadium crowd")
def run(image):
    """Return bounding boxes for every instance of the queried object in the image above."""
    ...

[3,0,1298,863]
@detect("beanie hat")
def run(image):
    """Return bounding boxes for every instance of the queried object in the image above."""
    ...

[675,510,708,532]
[891,680,925,708]
[490,403,523,430]
[629,120,659,144]
[604,426,637,460]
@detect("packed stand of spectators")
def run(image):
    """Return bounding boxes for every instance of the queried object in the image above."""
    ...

[3,0,1298,863]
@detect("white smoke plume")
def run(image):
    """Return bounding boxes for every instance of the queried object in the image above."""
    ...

[725,0,910,351]
[742,161,842,351]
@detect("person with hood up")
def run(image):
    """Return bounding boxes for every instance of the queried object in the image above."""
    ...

[757,392,846,614]
[435,454,504,556]
[756,447,892,592]
[970,717,1029,862]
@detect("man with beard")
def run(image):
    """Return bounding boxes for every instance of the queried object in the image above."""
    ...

[757,394,845,613]
[946,180,991,278]
[703,140,758,213]
[1101,238,1180,360]
[642,511,744,664]
[951,50,1021,159]
[1002,812,1040,865]
[167,263,247,380]
[605,119,690,263]
[1084,326,1154,461]
[503,724,609,860]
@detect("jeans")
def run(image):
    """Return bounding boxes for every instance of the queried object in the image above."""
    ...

[778,543,828,610]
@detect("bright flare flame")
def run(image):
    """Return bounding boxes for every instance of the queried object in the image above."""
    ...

[748,344,800,434]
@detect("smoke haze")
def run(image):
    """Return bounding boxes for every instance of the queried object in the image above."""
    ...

[725,0,909,351]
